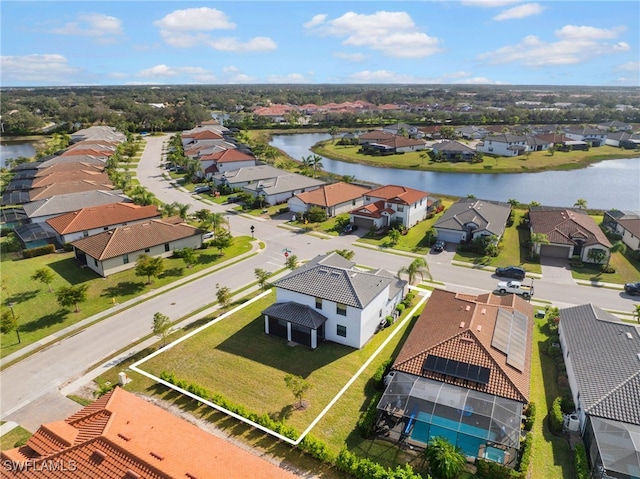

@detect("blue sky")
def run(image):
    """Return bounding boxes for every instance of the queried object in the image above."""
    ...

[1,1,638,87]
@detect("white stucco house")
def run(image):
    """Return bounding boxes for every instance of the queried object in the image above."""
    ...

[433,198,511,244]
[287,182,370,218]
[262,252,407,349]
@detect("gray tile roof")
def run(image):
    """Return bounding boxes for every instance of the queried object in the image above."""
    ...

[262,302,328,329]
[213,165,285,184]
[273,252,399,308]
[434,198,511,236]
[560,304,640,425]
[244,174,325,196]
[22,190,129,219]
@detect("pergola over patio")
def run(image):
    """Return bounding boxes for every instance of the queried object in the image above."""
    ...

[377,372,523,465]
[263,301,327,349]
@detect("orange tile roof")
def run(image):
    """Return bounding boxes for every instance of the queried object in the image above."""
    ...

[71,217,201,260]
[60,148,112,157]
[393,289,533,403]
[293,182,369,207]
[366,184,429,205]
[31,171,111,188]
[529,208,611,248]
[34,163,105,176]
[46,203,160,235]
[29,181,114,201]
[207,149,256,163]
[1,387,299,478]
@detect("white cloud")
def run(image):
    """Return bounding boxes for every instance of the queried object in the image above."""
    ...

[136,64,213,83]
[616,61,640,72]
[154,7,276,53]
[50,13,123,42]
[305,11,442,58]
[303,14,327,29]
[493,3,544,21]
[346,69,505,84]
[223,65,241,74]
[207,37,277,53]
[334,52,368,62]
[1,54,83,85]
[225,73,257,84]
[477,25,630,67]
[154,8,235,32]
[266,73,312,84]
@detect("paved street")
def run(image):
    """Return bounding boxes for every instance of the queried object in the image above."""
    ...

[0,133,635,431]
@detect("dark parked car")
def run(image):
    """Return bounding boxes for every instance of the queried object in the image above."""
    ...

[342,223,359,234]
[432,240,445,252]
[193,185,211,194]
[624,282,640,295]
[495,266,526,280]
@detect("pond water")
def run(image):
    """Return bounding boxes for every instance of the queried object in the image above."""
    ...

[1,141,38,168]
[270,133,639,211]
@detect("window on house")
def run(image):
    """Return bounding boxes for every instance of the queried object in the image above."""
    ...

[379,309,382,317]
[397,205,404,212]
[365,196,370,202]
[336,303,347,316]
[352,199,356,205]
[144,248,150,253]
[94,258,98,267]
[315,297,322,309]
[103,227,109,231]
[337,325,347,337]
[82,231,89,237]
[123,254,129,264]
[164,243,170,252]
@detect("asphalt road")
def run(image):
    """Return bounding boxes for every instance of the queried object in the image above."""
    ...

[0,134,635,430]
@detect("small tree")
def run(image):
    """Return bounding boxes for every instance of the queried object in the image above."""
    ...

[152,312,171,346]
[397,258,431,284]
[216,286,231,310]
[135,254,165,284]
[0,309,20,343]
[211,230,233,255]
[55,284,89,313]
[633,304,640,324]
[285,254,298,270]
[254,268,272,291]
[388,228,401,246]
[424,436,466,479]
[307,206,327,223]
[181,247,197,268]
[31,267,55,292]
[334,249,355,260]
[284,374,312,409]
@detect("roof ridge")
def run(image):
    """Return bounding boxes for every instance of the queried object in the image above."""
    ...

[587,368,640,414]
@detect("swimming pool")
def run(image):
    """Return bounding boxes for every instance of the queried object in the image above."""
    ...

[484,446,505,464]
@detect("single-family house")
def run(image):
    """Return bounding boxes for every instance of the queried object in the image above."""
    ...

[69,125,126,144]
[0,387,298,479]
[376,136,428,153]
[434,199,511,244]
[358,130,397,144]
[603,209,640,251]
[564,127,607,147]
[476,134,529,156]
[605,131,640,149]
[455,125,490,140]
[349,185,434,231]
[263,252,407,349]
[431,140,476,161]
[21,190,130,224]
[287,182,370,217]
[383,123,420,138]
[243,173,325,206]
[211,165,285,190]
[46,203,161,245]
[28,180,115,202]
[597,120,633,132]
[378,289,533,464]
[558,304,640,479]
[528,207,612,262]
[71,217,202,277]
[201,148,257,178]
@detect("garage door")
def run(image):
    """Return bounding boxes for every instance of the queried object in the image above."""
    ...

[540,244,570,258]
[436,229,465,244]
[353,217,374,229]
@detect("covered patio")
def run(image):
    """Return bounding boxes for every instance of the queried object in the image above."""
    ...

[262,302,327,349]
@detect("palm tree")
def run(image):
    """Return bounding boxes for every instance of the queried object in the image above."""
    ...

[328,125,339,143]
[424,436,466,479]
[508,199,519,208]
[161,202,178,217]
[633,304,640,324]
[606,240,626,268]
[174,202,191,220]
[530,232,549,257]
[397,258,431,285]
[574,198,588,210]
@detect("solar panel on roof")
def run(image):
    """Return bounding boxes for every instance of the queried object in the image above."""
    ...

[492,308,529,372]
[422,355,491,385]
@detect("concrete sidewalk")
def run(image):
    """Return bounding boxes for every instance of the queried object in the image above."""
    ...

[1,243,260,369]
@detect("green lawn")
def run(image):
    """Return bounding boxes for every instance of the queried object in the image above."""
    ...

[314,141,639,174]
[0,236,254,358]
[529,317,574,479]
[0,425,32,450]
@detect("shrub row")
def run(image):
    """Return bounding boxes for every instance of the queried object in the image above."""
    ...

[517,432,533,474]
[335,448,424,479]
[523,402,536,431]
[549,396,564,434]
[372,358,392,390]
[475,458,522,479]
[23,244,55,258]
[356,392,382,438]
[574,443,590,479]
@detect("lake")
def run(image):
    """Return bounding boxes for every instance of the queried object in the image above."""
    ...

[0,141,38,168]
[270,133,639,211]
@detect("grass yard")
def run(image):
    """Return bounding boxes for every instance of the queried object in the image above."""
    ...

[453,209,543,274]
[0,236,254,357]
[0,425,32,450]
[529,317,574,479]
[314,141,639,174]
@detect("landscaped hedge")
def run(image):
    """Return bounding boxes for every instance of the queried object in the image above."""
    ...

[475,458,522,479]
[22,244,55,258]
[517,432,533,474]
[574,443,590,479]
[356,392,382,438]
[523,402,536,431]
[335,448,424,479]
[549,396,564,434]
[372,358,392,390]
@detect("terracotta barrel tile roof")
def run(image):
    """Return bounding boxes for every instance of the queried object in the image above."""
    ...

[46,203,160,235]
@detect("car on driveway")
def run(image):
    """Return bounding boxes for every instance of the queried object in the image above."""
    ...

[495,266,526,280]
[432,240,445,252]
[624,281,640,296]
[342,223,359,235]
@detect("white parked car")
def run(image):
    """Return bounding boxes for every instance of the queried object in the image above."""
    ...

[497,280,534,298]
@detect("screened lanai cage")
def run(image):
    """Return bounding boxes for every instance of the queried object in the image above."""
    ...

[377,371,523,465]
[585,417,640,479]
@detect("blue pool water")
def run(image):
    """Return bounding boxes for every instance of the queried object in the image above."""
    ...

[485,446,505,464]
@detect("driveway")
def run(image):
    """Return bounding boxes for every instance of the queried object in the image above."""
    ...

[540,257,575,284]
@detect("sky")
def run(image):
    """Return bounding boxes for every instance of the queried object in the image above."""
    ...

[1,1,639,87]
